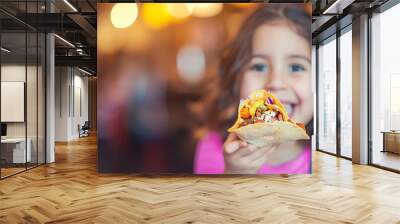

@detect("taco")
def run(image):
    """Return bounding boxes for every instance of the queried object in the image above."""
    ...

[228,89,309,147]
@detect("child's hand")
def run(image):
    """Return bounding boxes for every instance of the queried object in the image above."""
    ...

[223,133,277,174]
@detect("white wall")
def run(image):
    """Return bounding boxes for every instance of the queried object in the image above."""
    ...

[72,73,89,138]
[1,65,27,141]
[1,65,38,137]
[55,66,69,141]
[1,64,46,164]
[55,67,89,141]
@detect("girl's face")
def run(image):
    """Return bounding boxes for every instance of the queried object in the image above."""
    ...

[240,22,313,124]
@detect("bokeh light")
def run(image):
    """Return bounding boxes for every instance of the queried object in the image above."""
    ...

[232,3,253,8]
[142,4,173,29]
[110,3,138,29]
[189,3,223,18]
[177,44,206,83]
[167,3,194,19]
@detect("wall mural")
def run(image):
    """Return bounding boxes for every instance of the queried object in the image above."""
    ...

[97,3,313,174]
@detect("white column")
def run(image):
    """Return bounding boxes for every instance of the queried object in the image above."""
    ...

[45,1,55,163]
[46,33,55,163]
[55,67,73,141]
[352,14,369,164]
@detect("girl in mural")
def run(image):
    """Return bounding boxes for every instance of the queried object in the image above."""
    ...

[195,4,313,174]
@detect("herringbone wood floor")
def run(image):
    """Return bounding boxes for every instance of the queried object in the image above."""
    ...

[1,135,400,224]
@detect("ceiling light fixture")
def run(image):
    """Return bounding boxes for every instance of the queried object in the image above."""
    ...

[63,0,78,12]
[323,0,341,14]
[322,0,354,15]
[1,47,11,53]
[54,34,75,48]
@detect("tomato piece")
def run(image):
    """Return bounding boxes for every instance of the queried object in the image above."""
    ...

[254,119,264,124]
[240,106,251,119]
[296,123,305,129]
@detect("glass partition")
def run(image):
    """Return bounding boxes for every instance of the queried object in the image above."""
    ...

[1,30,28,177]
[38,32,45,165]
[0,1,46,179]
[27,31,38,169]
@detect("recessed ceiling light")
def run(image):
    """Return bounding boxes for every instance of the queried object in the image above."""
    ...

[77,67,93,76]
[54,34,75,48]
[322,0,354,15]
[63,0,78,12]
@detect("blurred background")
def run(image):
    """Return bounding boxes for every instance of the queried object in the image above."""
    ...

[97,3,311,173]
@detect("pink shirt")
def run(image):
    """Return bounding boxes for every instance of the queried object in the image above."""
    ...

[194,131,311,174]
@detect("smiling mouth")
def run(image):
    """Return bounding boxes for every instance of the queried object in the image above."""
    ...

[282,103,295,117]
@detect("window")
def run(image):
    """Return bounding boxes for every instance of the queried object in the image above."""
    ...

[339,28,352,158]
[317,36,337,154]
[370,3,400,171]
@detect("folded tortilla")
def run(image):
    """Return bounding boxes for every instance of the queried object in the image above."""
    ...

[228,90,309,147]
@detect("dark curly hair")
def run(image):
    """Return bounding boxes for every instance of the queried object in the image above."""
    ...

[204,3,312,136]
